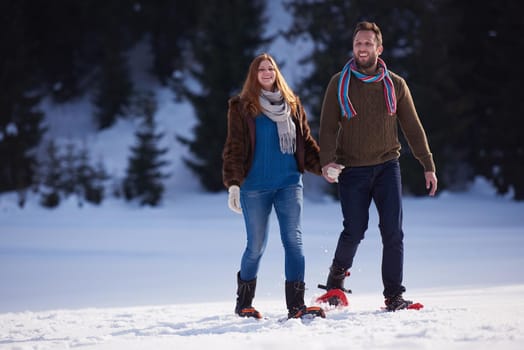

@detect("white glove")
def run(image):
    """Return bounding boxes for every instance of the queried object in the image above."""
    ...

[228,185,242,214]
[327,167,342,179]
[322,163,345,183]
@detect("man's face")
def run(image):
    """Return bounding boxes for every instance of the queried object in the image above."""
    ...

[352,30,383,71]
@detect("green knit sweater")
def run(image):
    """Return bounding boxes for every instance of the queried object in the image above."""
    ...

[319,71,435,172]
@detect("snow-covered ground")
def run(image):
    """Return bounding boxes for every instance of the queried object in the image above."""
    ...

[1,180,524,349]
[1,285,523,350]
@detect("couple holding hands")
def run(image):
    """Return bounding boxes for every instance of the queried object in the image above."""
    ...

[222,21,437,319]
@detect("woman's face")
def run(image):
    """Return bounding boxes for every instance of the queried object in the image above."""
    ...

[257,59,276,91]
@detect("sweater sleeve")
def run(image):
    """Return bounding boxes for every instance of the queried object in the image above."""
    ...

[319,73,342,167]
[395,78,436,172]
[297,98,321,175]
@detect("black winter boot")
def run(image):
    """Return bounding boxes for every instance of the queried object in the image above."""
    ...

[326,264,351,292]
[285,281,325,319]
[384,294,413,311]
[235,272,262,319]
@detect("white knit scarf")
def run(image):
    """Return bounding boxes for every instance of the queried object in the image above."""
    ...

[259,89,296,154]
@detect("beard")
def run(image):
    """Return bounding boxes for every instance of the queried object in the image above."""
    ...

[354,53,378,71]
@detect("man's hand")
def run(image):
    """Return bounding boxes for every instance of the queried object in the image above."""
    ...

[425,171,438,196]
[322,163,345,183]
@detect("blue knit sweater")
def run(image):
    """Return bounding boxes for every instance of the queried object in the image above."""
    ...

[241,115,301,191]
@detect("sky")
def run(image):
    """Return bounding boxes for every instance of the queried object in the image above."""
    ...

[1,1,524,349]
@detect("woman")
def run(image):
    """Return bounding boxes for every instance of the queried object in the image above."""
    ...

[222,53,324,319]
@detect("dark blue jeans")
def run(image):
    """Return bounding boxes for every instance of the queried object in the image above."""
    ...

[333,159,406,298]
[239,184,305,282]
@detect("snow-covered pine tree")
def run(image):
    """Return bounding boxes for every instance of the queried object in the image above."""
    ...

[123,92,170,206]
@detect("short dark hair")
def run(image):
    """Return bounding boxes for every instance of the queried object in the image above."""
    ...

[353,21,383,46]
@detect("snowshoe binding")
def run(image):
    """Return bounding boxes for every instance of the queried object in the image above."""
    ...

[288,305,326,319]
[316,265,351,307]
[237,307,263,319]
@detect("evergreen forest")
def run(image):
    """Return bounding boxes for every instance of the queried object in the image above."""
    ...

[1,0,522,207]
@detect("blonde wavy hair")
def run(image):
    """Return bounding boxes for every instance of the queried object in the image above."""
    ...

[239,53,298,116]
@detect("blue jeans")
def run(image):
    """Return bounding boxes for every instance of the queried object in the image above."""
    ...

[239,184,305,282]
[333,159,406,298]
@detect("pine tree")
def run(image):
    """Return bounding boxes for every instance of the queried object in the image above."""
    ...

[0,1,47,197]
[0,94,46,197]
[142,0,200,89]
[442,0,524,200]
[92,47,134,130]
[87,0,146,130]
[123,93,170,206]
[38,140,62,208]
[76,143,107,206]
[36,140,108,208]
[178,0,268,192]
[61,141,78,197]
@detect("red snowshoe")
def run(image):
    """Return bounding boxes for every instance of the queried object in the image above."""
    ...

[315,288,349,307]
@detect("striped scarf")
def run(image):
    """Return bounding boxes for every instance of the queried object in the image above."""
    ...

[337,57,396,119]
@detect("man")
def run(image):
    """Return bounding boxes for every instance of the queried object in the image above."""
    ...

[319,21,438,311]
